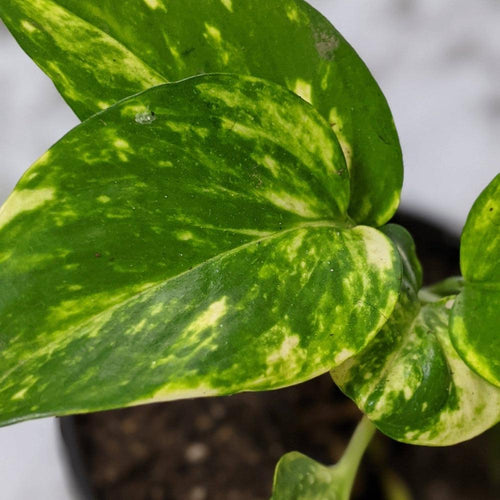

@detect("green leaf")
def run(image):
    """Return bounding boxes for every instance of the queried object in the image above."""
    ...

[0,0,403,226]
[450,174,500,387]
[272,452,349,500]
[332,225,500,445]
[0,74,401,426]
[272,416,375,500]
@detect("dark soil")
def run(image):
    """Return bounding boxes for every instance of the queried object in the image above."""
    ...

[60,213,500,500]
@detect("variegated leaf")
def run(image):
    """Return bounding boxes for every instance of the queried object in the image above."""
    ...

[0,75,401,426]
[450,174,500,387]
[0,0,403,226]
[332,225,500,445]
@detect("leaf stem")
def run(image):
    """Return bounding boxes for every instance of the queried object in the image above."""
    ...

[333,415,376,496]
[419,276,464,302]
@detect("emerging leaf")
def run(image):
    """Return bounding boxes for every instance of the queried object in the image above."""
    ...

[272,452,350,500]
[272,416,375,499]
[0,0,403,225]
[0,75,401,426]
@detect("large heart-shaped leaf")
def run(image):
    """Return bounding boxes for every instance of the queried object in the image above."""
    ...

[0,0,403,226]
[450,174,500,387]
[332,225,500,445]
[0,75,401,426]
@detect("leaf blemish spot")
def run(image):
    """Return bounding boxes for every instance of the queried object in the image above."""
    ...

[313,28,339,61]
[135,110,157,125]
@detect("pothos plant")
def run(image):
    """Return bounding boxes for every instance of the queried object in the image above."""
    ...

[0,0,498,498]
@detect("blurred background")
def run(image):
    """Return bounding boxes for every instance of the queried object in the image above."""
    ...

[0,0,499,498]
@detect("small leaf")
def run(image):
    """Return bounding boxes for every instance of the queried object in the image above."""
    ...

[0,0,403,226]
[333,225,500,445]
[450,174,500,386]
[272,416,375,499]
[272,452,347,500]
[0,75,401,426]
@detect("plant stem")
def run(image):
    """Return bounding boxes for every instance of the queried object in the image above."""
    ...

[333,415,376,496]
[419,276,464,302]
[418,288,442,303]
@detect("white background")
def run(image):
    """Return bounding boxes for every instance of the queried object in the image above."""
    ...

[1,1,499,498]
